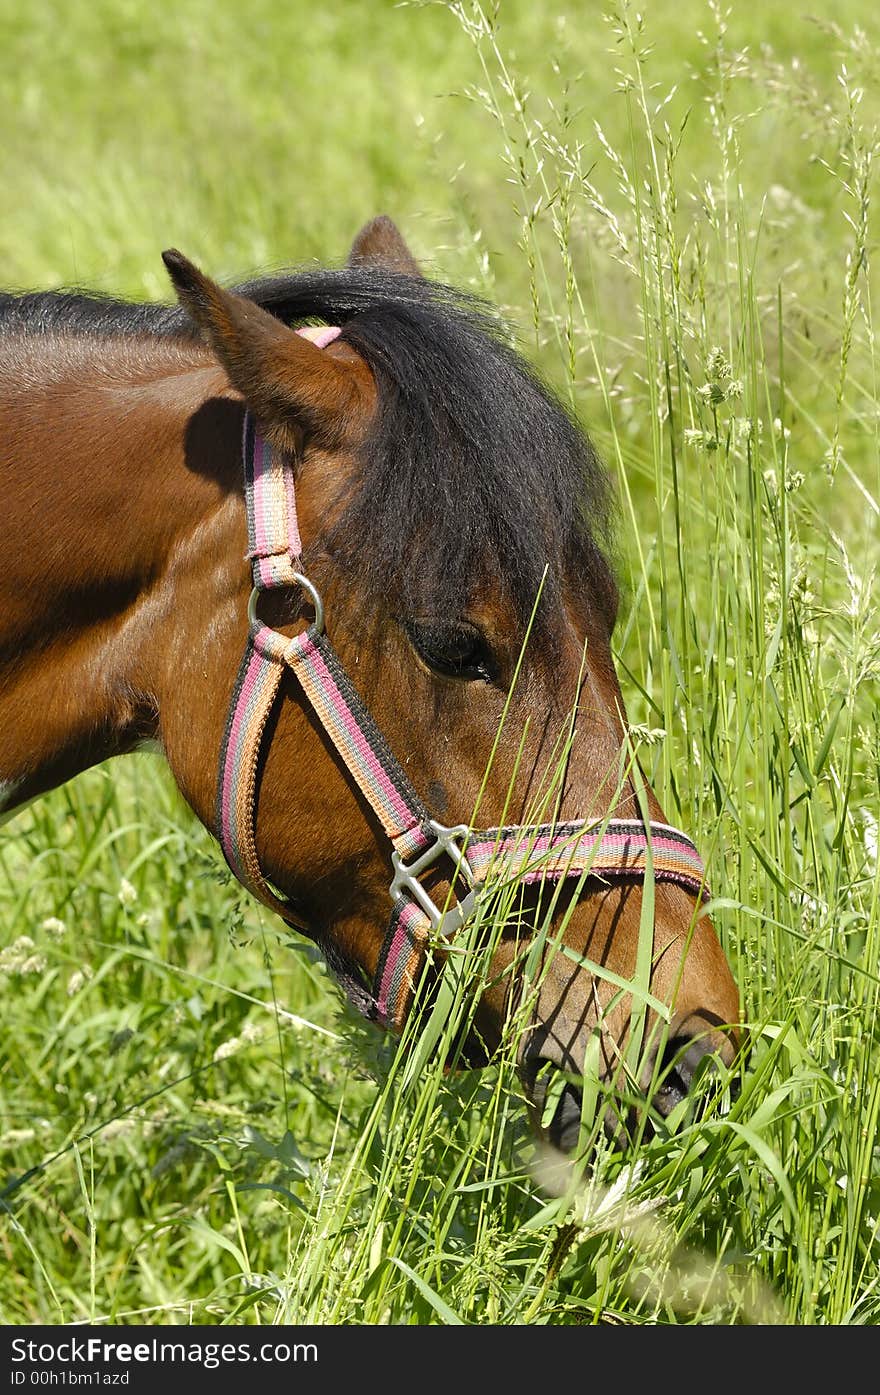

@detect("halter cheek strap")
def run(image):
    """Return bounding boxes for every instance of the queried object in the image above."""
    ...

[217,356,711,1034]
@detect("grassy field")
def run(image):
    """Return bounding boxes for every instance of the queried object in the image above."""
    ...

[1,0,879,1325]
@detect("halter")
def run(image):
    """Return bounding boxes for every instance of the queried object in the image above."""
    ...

[216,331,710,1033]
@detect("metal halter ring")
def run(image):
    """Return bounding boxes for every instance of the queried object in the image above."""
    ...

[247,572,325,637]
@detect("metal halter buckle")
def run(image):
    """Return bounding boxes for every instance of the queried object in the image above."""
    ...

[389,819,480,938]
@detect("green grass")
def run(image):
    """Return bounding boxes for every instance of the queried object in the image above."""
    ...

[1,0,879,1325]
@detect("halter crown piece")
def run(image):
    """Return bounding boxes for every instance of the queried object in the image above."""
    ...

[216,327,710,1032]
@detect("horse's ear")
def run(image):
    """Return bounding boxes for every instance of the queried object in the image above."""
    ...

[347,215,422,277]
[161,249,368,452]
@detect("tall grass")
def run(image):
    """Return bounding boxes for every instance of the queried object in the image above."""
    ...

[1,0,878,1325]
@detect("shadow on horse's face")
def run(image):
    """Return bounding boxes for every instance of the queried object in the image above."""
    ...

[0,215,739,1156]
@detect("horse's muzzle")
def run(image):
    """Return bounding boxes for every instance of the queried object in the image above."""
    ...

[520,1017,739,1154]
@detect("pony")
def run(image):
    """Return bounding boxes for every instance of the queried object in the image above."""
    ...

[0,216,739,1150]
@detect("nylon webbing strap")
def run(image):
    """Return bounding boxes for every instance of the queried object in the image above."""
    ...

[216,631,295,923]
[279,627,433,862]
[467,819,707,898]
[243,413,303,590]
[373,899,432,1029]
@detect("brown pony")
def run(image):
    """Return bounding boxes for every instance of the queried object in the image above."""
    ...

[0,217,739,1150]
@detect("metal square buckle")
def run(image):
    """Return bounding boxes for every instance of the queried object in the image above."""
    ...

[389,819,478,936]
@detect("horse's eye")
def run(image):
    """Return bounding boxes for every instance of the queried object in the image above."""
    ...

[404,620,494,683]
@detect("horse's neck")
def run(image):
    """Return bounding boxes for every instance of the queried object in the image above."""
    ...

[0,335,246,816]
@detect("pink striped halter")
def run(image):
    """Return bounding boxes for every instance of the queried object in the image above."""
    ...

[217,330,710,1033]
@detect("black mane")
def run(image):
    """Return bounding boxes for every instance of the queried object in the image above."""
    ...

[0,268,616,628]
[0,289,190,339]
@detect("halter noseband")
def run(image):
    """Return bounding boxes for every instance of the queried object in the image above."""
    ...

[216,338,709,1032]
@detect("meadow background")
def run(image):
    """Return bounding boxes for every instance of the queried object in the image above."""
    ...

[1,0,878,1325]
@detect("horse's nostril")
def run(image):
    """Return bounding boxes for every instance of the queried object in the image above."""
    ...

[520,1055,585,1153]
[651,1033,733,1119]
[546,1079,583,1154]
[532,1076,582,1155]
